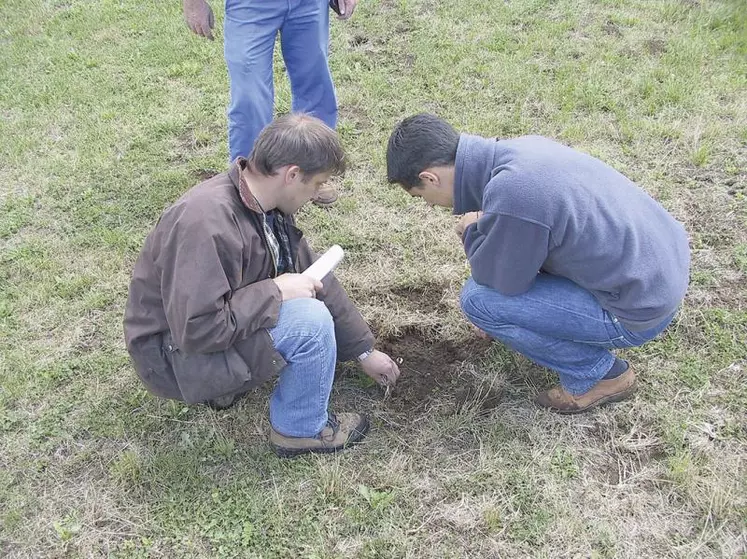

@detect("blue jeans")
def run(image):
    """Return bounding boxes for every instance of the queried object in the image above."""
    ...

[224,0,337,161]
[268,298,336,438]
[460,275,675,395]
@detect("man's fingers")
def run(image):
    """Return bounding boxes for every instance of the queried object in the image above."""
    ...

[473,326,490,339]
[193,21,207,37]
[205,13,215,40]
[390,360,401,378]
[386,361,400,385]
[198,19,213,40]
[187,13,214,39]
[345,0,358,18]
[312,279,324,292]
[338,0,356,19]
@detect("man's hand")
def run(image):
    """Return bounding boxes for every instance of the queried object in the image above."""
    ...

[455,211,483,238]
[473,325,491,340]
[337,0,358,20]
[272,274,323,301]
[360,350,401,387]
[183,0,215,40]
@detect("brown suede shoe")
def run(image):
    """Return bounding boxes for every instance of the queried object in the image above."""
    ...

[269,412,369,458]
[535,367,637,414]
[311,183,339,207]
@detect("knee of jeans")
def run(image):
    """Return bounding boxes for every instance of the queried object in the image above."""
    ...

[460,278,484,320]
[288,298,334,339]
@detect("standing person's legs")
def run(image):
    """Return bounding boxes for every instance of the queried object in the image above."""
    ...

[280,0,337,129]
[224,0,285,162]
[318,0,330,59]
[460,275,673,411]
[267,298,368,457]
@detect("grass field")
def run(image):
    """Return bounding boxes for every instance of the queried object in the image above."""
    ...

[1,0,746,557]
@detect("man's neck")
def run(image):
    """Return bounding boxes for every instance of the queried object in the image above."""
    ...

[240,166,277,213]
[453,133,496,215]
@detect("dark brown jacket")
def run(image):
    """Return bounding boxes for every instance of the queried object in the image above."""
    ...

[123,160,374,404]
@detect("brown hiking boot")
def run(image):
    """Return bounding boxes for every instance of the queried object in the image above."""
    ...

[269,412,369,458]
[535,367,637,414]
[311,183,339,207]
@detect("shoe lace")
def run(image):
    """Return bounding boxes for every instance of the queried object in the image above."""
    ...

[315,412,340,443]
[326,412,340,432]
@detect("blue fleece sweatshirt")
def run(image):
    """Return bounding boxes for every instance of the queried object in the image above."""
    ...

[457,134,690,331]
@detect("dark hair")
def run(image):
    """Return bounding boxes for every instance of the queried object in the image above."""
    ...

[249,113,346,179]
[386,113,460,189]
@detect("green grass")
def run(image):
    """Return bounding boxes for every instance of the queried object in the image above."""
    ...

[1,0,746,557]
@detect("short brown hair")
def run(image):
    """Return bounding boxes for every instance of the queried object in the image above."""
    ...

[248,113,346,179]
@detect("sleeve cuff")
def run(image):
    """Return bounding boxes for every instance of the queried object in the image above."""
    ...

[230,278,283,335]
[338,331,375,363]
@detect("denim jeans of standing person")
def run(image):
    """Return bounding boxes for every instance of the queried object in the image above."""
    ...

[224,0,337,162]
[460,274,676,395]
[268,298,337,438]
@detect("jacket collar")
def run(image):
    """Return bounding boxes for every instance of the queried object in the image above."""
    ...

[228,157,264,215]
[453,134,500,215]
[228,158,305,247]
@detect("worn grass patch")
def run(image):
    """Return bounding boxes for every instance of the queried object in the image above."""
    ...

[1,0,745,557]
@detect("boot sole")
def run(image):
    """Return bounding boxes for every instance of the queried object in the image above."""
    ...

[550,380,638,415]
[271,417,370,459]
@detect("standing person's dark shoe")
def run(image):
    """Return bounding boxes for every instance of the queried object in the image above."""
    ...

[270,412,370,458]
[311,183,339,207]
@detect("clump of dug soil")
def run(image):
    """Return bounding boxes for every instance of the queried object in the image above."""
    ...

[377,328,498,415]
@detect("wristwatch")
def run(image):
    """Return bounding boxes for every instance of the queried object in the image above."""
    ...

[357,349,374,362]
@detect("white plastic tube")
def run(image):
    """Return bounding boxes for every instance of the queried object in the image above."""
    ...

[301,245,345,282]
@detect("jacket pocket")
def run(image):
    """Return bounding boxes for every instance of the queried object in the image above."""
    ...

[129,334,183,400]
[164,334,253,404]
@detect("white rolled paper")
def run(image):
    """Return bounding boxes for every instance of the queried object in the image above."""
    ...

[301,245,345,282]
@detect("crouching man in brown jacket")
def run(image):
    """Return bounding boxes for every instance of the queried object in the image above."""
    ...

[124,114,400,457]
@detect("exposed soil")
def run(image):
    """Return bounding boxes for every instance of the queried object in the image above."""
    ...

[377,328,497,415]
[351,33,369,47]
[343,284,500,415]
[644,38,667,55]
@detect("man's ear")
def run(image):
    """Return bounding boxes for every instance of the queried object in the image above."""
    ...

[418,170,440,187]
[284,165,302,184]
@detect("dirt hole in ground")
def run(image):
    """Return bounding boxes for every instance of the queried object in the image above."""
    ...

[351,34,369,46]
[377,328,498,415]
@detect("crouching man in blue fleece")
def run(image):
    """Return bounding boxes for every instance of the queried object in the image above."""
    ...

[386,114,690,413]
